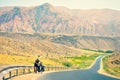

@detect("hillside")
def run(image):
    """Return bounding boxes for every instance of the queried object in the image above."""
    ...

[0,34,83,57]
[0,3,120,36]
[103,52,120,77]
[0,32,120,50]
[0,32,104,66]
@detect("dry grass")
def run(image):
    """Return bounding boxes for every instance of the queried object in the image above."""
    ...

[0,34,103,67]
[0,49,103,67]
[0,54,64,66]
[0,54,35,65]
[0,36,83,56]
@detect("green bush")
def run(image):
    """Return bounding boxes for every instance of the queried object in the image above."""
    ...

[63,62,73,67]
[105,50,114,53]
[97,50,114,53]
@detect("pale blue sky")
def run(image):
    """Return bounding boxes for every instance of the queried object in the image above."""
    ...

[0,0,120,10]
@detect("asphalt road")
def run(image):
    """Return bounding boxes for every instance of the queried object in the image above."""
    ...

[38,56,120,80]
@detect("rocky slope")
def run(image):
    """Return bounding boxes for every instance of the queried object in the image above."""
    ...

[103,52,120,77]
[0,3,120,36]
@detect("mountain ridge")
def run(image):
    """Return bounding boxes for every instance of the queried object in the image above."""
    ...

[0,3,120,36]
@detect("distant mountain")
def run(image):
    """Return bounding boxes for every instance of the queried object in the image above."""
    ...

[0,3,120,36]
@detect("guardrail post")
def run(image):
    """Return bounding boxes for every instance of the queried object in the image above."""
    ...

[53,67,54,71]
[9,71,12,79]
[50,67,52,71]
[57,67,60,71]
[28,68,30,73]
[16,69,18,76]
[55,67,56,71]
[48,67,49,71]
[23,69,25,74]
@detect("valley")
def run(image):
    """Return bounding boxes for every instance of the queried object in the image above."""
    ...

[0,3,120,78]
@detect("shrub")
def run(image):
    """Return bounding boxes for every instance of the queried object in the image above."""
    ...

[105,50,114,53]
[63,62,73,67]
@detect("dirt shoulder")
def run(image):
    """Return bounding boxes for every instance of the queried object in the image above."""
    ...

[11,73,40,80]
[11,71,64,80]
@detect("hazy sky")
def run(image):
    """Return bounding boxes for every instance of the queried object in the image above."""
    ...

[0,0,120,10]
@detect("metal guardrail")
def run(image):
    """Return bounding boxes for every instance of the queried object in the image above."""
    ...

[0,66,72,80]
[0,66,33,80]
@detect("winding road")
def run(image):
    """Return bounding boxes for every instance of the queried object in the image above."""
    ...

[38,56,120,80]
